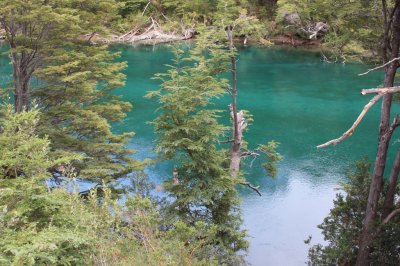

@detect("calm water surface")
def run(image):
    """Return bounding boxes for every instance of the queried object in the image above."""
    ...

[113,44,390,266]
[1,44,395,265]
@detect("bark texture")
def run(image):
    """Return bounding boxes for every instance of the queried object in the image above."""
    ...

[227,26,247,178]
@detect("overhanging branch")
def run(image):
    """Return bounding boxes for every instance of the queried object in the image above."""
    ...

[317,94,383,148]
[359,57,400,76]
[240,181,261,196]
[361,86,400,95]
[318,86,400,149]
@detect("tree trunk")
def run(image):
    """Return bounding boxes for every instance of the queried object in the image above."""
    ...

[382,147,400,218]
[356,2,400,264]
[227,26,244,178]
[11,51,30,113]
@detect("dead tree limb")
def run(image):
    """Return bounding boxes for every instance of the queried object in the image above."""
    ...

[142,1,151,16]
[359,57,400,76]
[241,151,260,157]
[361,86,400,95]
[240,182,262,196]
[382,207,400,224]
[317,94,383,148]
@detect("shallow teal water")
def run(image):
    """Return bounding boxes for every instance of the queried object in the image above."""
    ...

[0,43,395,265]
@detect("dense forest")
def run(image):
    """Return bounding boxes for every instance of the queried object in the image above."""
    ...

[0,0,399,265]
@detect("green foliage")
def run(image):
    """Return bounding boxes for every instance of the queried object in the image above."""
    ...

[114,0,266,40]
[257,140,283,177]
[147,36,248,264]
[33,43,144,184]
[307,159,400,265]
[117,0,149,17]
[1,0,145,185]
[162,0,218,24]
[0,108,219,265]
[0,107,91,265]
[275,0,308,24]
[310,0,382,61]
[0,105,80,180]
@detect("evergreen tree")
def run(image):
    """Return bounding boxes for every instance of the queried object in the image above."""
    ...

[0,106,91,265]
[0,0,117,112]
[1,0,144,185]
[147,31,248,264]
[0,105,219,265]
[307,160,400,265]
[33,43,144,184]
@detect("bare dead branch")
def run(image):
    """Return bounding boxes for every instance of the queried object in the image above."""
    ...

[220,139,235,144]
[382,207,400,224]
[142,1,151,16]
[361,86,400,95]
[240,182,261,196]
[317,94,383,148]
[241,151,260,157]
[359,57,400,76]
[389,114,400,133]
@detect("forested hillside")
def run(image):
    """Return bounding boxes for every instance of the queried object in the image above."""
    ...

[0,0,399,265]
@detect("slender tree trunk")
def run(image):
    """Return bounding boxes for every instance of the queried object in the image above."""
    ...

[227,26,244,177]
[382,147,400,218]
[11,53,30,113]
[356,2,400,264]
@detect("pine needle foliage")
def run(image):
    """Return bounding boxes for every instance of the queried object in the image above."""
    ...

[307,159,400,265]
[0,107,221,265]
[1,0,145,184]
[147,29,248,265]
[33,43,144,183]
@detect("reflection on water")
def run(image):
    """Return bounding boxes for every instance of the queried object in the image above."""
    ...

[1,43,395,265]
[115,45,389,265]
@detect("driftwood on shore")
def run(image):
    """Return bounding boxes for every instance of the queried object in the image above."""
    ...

[113,17,195,44]
[0,28,5,40]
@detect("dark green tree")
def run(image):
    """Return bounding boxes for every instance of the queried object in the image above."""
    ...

[0,105,218,265]
[307,160,400,265]
[0,0,144,185]
[33,44,144,184]
[147,32,248,264]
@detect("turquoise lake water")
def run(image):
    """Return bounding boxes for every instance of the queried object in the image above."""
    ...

[112,44,389,266]
[0,44,395,265]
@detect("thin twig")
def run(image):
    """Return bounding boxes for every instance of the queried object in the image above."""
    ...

[142,1,151,16]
